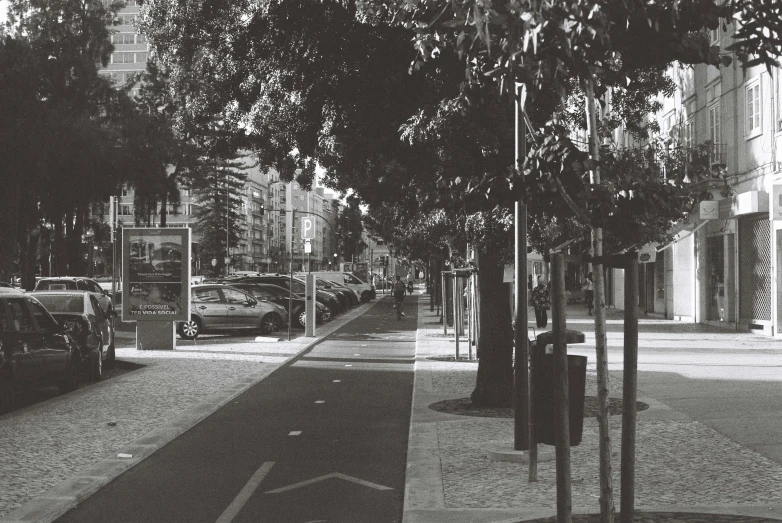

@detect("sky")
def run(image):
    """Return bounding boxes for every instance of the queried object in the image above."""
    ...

[0,0,6,25]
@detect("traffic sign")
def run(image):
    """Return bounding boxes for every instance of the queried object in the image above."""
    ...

[300,216,315,239]
[211,259,217,267]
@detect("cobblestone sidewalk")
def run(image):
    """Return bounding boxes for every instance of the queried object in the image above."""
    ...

[405,304,782,523]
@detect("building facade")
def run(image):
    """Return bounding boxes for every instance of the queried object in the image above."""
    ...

[602,24,782,336]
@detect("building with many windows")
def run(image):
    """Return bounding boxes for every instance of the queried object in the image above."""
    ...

[597,23,782,337]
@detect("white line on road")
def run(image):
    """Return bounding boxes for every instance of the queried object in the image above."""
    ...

[315,400,325,404]
[332,380,341,383]
[215,461,275,523]
[345,364,352,367]
[265,472,394,494]
[289,431,302,436]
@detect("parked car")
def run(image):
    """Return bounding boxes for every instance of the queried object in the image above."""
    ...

[231,282,329,328]
[177,284,288,339]
[303,271,376,303]
[314,277,357,307]
[0,288,81,413]
[236,275,343,317]
[33,277,114,317]
[299,276,354,309]
[31,291,115,381]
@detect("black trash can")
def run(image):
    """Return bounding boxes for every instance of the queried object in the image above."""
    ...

[532,330,587,446]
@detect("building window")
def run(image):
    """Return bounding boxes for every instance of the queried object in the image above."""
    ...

[111,33,135,44]
[708,102,721,144]
[746,80,761,137]
[683,118,694,149]
[119,205,132,216]
[117,13,137,25]
[121,187,129,197]
[136,33,147,44]
[112,52,136,64]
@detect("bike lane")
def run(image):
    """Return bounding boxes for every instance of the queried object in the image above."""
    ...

[55,295,418,523]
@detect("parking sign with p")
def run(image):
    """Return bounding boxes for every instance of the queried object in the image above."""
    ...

[301,216,316,239]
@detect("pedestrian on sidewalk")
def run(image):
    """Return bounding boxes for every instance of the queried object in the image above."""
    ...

[583,272,594,315]
[532,275,550,328]
[393,274,407,319]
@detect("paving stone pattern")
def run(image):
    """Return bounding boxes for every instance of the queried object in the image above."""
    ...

[521,513,782,523]
[428,395,648,418]
[428,360,627,398]
[436,416,782,510]
[0,352,272,518]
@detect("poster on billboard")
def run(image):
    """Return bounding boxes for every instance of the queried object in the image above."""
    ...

[122,228,191,322]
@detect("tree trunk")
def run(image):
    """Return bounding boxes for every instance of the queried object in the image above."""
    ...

[470,245,513,407]
[54,218,65,276]
[585,77,615,523]
[66,207,85,275]
[0,181,21,283]
[160,191,168,227]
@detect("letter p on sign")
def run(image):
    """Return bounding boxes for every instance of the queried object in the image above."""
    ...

[301,216,316,239]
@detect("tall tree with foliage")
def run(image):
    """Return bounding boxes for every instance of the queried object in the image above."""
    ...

[2,0,127,286]
[358,0,782,520]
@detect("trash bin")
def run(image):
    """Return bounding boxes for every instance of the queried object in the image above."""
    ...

[532,330,587,446]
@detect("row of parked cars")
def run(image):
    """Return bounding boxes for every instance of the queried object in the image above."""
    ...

[0,272,376,412]
[1,277,119,413]
[186,272,375,340]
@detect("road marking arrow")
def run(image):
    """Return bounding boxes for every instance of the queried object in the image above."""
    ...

[265,473,394,494]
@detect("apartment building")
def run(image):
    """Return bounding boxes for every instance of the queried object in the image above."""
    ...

[100,0,147,95]
[601,26,782,336]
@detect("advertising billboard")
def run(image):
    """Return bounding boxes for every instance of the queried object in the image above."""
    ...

[122,228,191,322]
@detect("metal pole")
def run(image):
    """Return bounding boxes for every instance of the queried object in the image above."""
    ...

[226,183,230,276]
[621,255,639,523]
[288,209,294,341]
[514,80,530,452]
[441,272,448,336]
[110,196,117,323]
[552,253,572,522]
[453,272,459,359]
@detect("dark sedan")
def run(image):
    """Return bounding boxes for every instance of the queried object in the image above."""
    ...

[31,291,115,382]
[231,283,329,328]
[0,289,81,413]
[316,277,358,307]
[236,275,343,317]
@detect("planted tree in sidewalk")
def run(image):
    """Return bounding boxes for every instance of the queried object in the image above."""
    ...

[2,0,127,285]
[359,0,782,521]
[139,0,523,408]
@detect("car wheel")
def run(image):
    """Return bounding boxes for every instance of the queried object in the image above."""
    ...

[294,307,307,328]
[260,313,282,335]
[92,337,103,382]
[178,317,201,339]
[58,355,81,394]
[320,308,332,322]
[361,291,371,303]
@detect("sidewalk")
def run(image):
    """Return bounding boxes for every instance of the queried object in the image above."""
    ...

[405,299,782,522]
[0,300,379,523]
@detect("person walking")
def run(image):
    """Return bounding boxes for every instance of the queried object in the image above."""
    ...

[393,274,407,319]
[532,275,550,328]
[583,272,594,316]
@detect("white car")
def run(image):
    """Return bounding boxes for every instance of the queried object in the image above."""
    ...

[300,272,375,303]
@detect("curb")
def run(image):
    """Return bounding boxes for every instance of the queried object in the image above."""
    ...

[0,299,383,523]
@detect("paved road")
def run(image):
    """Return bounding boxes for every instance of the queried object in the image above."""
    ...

[55,295,418,523]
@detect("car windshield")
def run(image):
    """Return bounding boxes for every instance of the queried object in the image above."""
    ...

[36,280,77,291]
[35,295,84,313]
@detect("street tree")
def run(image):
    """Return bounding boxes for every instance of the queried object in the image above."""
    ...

[2,0,127,285]
[357,0,782,520]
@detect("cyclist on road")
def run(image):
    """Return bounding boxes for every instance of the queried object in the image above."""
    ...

[393,274,407,319]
